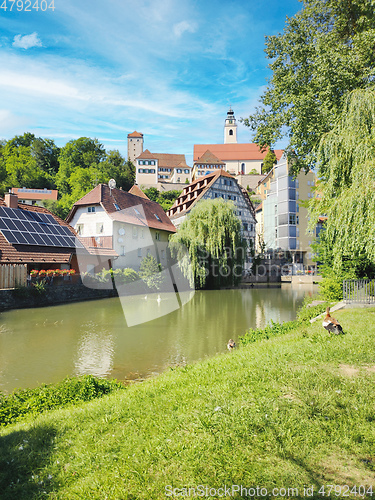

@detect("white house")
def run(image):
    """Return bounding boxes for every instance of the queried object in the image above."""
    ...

[66,183,176,273]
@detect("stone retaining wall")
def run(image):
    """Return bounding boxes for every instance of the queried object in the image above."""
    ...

[0,284,117,312]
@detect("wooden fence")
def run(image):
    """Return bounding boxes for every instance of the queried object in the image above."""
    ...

[343,279,375,304]
[0,264,27,289]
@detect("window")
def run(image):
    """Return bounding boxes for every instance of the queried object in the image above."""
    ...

[121,246,126,256]
[243,222,248,231]
[88,206,96,213]
[177,178,181,182]
[76,224,84,235]
[132,227,138,238]
[289,214,296,225]
[114,203,120,211]
[138,248,142,257]
[184,169,189,174]
[176,169,182,174]
[134,208,141,215]
[155,232,160,241]
[96,223,104,234]
[161,250,165,260]
[229,129,233,135]
[154,213,161,221]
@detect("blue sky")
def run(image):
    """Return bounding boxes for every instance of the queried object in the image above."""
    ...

[0,0,301,164]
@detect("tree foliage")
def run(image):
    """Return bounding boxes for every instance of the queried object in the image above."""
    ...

[143,188,181,211]
[309,88,375,277]
[243,0,375,174]
[0,133,135,219]
[169,199,247,289]
[262,150,277,173]
[139,254,163,290]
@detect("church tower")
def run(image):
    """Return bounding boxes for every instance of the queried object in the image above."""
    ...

[127,131,144,162]
[224,107,237,144]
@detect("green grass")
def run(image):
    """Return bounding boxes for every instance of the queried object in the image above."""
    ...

[1,308,375,499]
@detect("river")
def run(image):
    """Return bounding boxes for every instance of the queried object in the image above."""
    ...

[0,284,316,393]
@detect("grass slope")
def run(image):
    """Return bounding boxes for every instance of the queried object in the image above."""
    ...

[1,308,375,499]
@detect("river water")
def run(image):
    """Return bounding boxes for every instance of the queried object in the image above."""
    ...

[0,284,316,393]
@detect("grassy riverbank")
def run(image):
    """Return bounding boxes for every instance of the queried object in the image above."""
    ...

[1,307,375,499]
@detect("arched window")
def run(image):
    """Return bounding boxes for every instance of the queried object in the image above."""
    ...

[229,129,233,136]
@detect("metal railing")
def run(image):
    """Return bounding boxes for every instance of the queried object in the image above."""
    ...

[343,279,375,304]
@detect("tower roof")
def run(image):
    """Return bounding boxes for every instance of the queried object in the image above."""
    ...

[127,131,143,138]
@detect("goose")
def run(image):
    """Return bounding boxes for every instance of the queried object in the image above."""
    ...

[227,339,236,351]
[322,307,344,335]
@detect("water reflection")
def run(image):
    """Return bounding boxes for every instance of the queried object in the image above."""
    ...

[0,285,316,393]
[74,323,114,377]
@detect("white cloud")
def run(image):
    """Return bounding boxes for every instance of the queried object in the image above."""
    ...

[13,33,42,50]
[173,20,197,38]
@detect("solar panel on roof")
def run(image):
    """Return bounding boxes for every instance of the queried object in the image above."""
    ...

[0,206,83,248]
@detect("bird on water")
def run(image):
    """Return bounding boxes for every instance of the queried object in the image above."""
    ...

[322,307,344,335]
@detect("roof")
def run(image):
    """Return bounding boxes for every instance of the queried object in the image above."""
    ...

[67,184,176,233]
[136,149,156,160]
[194,149,225,165]
[128,185,149,199]
[0,198,76,264]
[193,143,283,162]
[136,150,187,169]
[166,170,239,220]
[127,131,143,138]
[11,187,58,201]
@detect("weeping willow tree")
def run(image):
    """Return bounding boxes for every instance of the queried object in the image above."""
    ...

[309,88,375,277]
[169,199,247,289]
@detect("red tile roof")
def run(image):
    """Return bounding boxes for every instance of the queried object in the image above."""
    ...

[67,184,176,233]
[166,170,237,219]
[194,149,225,165]
[136,150,188,170]
[136,149,156,160]
[128,185,149,199]
[193,143,283,162]
[127,131,143,138]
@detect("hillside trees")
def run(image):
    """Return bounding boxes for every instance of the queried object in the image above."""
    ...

[169,199,246,289]
[0,134,135,218]
[243,0,375,174]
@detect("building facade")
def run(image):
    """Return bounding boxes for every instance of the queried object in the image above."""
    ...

[67,183,176,273]
[192,149,226,180]
[127,131,144,162]
[255,155,318,268]
[135,149,191,186]
[167,170,257,267]
[194,108,283,176]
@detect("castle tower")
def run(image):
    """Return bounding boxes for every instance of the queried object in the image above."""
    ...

[127,131,144,162]
[224,107,237,144]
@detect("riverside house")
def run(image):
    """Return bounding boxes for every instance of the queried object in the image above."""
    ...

[0,192,106,284]
[66,183,176,274]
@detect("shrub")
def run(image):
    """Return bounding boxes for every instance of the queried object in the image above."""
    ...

[0,375,124,426]
[239,320,300,346]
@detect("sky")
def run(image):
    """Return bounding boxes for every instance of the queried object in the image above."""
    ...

[0,0,301,165]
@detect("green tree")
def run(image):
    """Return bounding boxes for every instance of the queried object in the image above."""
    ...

[98,151,135,191]
[262,150,277,173]
[143,187,159,201]
[139,254,163,290]
[56,138,106,195]
[242,0,375,174]
[309,89,375,277]
[169,199,246,289]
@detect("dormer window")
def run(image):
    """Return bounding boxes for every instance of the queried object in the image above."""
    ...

[114,203,120,211]
[134,208,141,215]
[88,206,96,213]
[154,213,161,221]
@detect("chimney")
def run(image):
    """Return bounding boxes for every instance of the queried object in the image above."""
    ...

[5,192,18,209]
